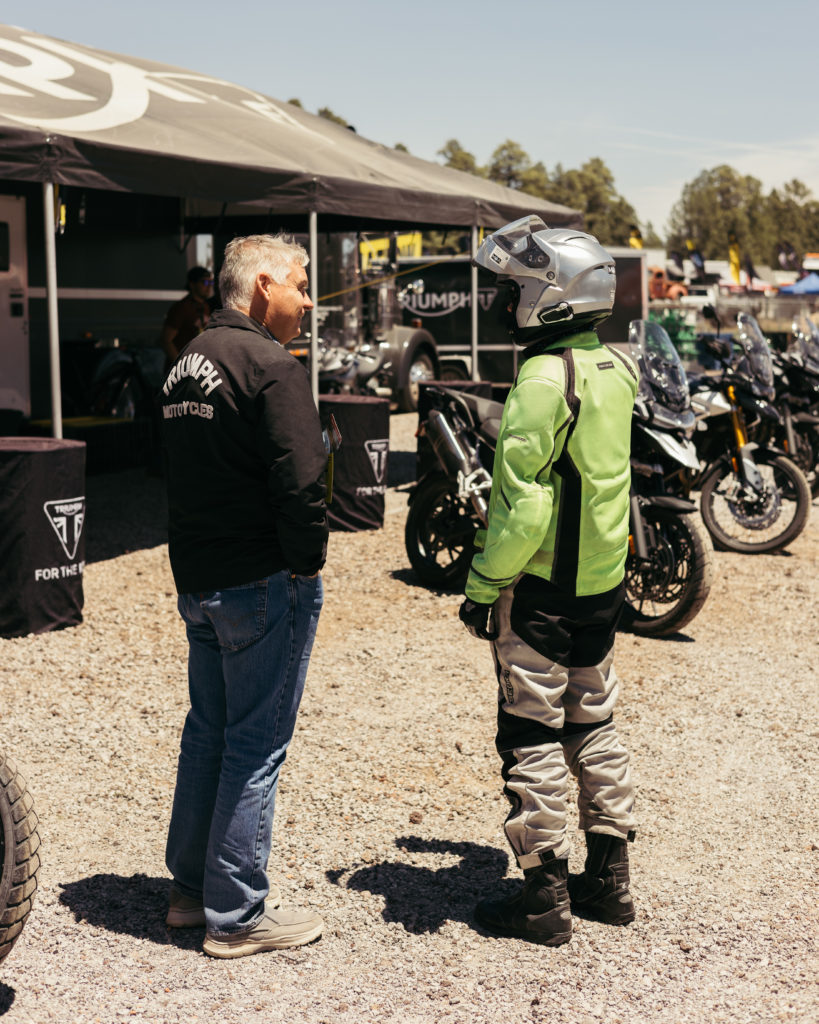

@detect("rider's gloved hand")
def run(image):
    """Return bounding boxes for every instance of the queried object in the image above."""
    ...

[459,598,498,641]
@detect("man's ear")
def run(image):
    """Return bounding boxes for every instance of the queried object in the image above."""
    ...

[247,273,271,321]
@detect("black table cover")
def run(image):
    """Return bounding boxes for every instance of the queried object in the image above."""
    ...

[0,438,87,637]
[319,396,390,532]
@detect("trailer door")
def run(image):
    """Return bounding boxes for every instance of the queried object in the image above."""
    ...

[0,195,29,418]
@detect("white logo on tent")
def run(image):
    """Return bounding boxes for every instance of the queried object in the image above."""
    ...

[364,440,389,484]
[43,496,86,560]
[0,34,330,138]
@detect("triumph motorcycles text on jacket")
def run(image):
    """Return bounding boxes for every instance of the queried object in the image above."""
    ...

[159,308,328,593]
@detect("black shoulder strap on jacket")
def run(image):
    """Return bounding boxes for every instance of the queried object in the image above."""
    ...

[549,347,583,593]
[605,344,638,382]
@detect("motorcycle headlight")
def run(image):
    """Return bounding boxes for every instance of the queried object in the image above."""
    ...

[649,403,695,432]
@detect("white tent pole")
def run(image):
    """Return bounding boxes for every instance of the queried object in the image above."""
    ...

[309,210,319,404]
[42,182,63,439]
[470,224,479,380]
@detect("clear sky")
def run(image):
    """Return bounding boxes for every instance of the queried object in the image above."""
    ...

[6,1,818,237]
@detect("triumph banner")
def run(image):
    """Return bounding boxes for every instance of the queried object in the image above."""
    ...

[0,438,86,637]
[319,396,390,532]
[398,259,508,349]
[398,252,647,371]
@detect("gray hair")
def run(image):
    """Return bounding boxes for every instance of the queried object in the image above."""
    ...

[219,234,309,310]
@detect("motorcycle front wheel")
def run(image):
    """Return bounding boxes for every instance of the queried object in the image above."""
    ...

[405,475,477,590]
[0,754,41,964]
[789,425,819,497]
[622,508,714,637]
[700,453,811,553]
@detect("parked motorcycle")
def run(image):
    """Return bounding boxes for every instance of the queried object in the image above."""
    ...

[310,334,393,398]
[404,384,496,590]
[60,336,156,420]
[285,274,439,411]
[681,308,811,554]
[405,358,714,636]
[757,312,819,497]
[0,753,40,964]
[621,320,714,636]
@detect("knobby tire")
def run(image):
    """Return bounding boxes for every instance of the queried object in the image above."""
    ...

[0,753,41,965]
[405,476,476,590]
[622,508,714,637]
[700,453,811,554]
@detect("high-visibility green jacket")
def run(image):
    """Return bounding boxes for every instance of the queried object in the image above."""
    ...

[465,331,638,604]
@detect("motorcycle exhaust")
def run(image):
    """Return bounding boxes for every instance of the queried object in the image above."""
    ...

[426,409,490,525]
[426,409,474,477]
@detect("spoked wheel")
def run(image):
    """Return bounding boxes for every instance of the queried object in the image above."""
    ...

[0,753,41,965]
[700,454,811,553]
[622,508,714,637]
[404,476,477,590]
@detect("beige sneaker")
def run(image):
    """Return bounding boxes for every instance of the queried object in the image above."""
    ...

[202,905,323,958]
[166,884,282,928]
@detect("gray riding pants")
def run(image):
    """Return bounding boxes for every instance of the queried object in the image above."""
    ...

[490,574,636,869]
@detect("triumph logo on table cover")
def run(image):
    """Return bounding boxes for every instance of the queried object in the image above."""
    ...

[365,439,389,484]
[44,497,86,560]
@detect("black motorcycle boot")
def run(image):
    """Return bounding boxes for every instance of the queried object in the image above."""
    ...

[475,851,573,946]
[567,831,635,925]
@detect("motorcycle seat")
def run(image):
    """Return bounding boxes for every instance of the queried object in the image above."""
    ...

[444,389,505,445]
[479,417,502,445]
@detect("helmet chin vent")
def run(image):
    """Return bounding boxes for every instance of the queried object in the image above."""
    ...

[521,237,551,268]
[538,302,573,326]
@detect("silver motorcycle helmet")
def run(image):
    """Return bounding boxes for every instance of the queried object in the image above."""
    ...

[474,215,617,346]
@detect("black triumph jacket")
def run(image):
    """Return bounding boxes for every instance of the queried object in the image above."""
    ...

[159,308,328,593]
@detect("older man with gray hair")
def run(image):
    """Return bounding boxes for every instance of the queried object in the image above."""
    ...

[160,234,328,959]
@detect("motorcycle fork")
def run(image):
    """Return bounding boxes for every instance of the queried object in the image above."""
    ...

[781,405,798,456]
[727,386,766,493]
[728,386,749,477]
[628,489,653,561]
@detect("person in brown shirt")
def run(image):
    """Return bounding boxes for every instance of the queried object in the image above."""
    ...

[160,265,214,366]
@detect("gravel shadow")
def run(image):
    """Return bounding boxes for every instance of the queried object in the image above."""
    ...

[388,567,461,595]
[0,984,15,1016]
[58,873,201,951]
[326,836,511,934]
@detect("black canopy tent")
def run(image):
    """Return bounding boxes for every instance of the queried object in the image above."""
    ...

[0,23,582,425]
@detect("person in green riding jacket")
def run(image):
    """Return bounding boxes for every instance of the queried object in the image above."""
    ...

[458,215,639,946]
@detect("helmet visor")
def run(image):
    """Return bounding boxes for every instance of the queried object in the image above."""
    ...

[480,215,550,276]
[491,215,549,254]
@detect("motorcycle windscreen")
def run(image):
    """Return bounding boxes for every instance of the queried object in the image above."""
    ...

[791,312,819,374]
[627,319,691,414]
[735,313,775,394]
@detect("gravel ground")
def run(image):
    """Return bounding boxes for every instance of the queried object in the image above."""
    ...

[0,412,817,1024]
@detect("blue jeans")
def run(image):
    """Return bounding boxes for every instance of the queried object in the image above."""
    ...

[165,571,323,935]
